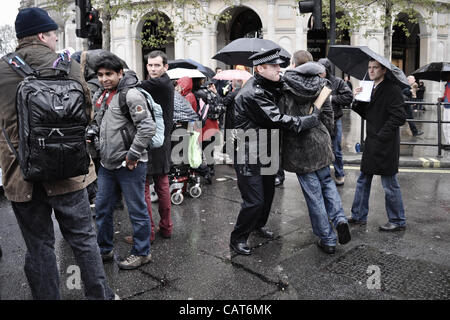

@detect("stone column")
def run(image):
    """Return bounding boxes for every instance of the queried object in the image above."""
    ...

[429,12,439,99]
[267,0,276,41]
[174,6,185,59]
[125,10,134,71]
[201,1,211,66]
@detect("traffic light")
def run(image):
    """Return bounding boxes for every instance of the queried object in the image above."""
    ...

[298,0,323,30]
[87,9,102,49]
[75,0,102,49]
[75,0,90,38]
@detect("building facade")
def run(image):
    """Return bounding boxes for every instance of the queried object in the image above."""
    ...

[22,0,450,99]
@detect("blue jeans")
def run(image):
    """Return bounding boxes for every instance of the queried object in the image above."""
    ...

[11,184,114,300]
[297,166,348,246]
[96,162,151,256]
[351,172,406,226]
[332,118,345,178]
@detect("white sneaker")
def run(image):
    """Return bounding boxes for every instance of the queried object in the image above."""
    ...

[118,254,152,270]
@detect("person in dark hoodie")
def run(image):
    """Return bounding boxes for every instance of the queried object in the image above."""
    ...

[279,51,351,254]
[318,58,353,186]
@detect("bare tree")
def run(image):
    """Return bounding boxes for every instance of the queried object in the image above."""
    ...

[0,25,17,57]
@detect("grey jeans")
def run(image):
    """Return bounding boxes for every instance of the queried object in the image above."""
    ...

[11,184,114,300]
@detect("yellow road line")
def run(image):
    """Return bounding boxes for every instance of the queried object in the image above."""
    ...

[343,165,450,174]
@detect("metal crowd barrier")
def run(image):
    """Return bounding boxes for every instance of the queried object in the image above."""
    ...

[358,101,450,158]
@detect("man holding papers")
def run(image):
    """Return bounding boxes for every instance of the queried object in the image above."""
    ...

[349,59,407,232]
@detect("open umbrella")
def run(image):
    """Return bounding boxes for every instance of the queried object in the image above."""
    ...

[166,68,206,80]
[168,58,215,78]
[213,69,252,82]
[212,38,291,68]
[327,45,409,88]
[411,62,450,82]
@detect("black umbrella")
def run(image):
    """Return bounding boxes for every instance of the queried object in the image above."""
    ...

[212,38,291,68]
[168,58,215,78]
[327,45,410,88]
[411,62,450,82]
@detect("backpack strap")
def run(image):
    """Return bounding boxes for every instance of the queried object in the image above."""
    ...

[2,52,35,78]
[135,87,156,122]
[118,87,133,123]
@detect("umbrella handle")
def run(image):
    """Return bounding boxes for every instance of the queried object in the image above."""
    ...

[363,71,368,81]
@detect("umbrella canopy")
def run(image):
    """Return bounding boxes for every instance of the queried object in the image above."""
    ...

[213,69,252,82]
[212,38,291,68]
[168,59,215,78]
[327,45,410,88]
[411,62,450,82]
[166,68,206,80]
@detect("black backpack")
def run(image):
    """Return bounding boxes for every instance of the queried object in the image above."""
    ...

[2,52,90,182]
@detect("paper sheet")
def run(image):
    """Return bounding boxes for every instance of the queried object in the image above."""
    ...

[355,80,374,102]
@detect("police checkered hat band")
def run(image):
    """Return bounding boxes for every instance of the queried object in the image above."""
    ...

[249,48,285,66]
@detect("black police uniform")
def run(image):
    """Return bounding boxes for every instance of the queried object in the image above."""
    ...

[230,48,323,255]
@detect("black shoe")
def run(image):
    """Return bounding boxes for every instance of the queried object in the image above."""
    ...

[317,239,335,254]
[255,227,274,239]
[230,241,251,255]
[101,250,115,262]
[204,174,212,185]
[347,217,367,225]
[274,177,284,187]
[336,222,351,245]
[379,222,406,232]
[413,131,424,136]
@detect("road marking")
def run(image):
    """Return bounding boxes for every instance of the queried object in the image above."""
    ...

[427,158,441,168]
[419,157,430,167]
[343,165,450,174]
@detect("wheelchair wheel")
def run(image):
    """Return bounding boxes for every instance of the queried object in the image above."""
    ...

[189,186,202,198]
[171,192,184,205]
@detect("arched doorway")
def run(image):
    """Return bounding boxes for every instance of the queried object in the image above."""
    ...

[140,11,175,79]
[392,12,421,76]
[216,6,263,69]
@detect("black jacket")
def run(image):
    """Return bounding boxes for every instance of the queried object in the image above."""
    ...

[328,74,353,121]
[352,78,406,175]
[279,63,334,174]
[139,73,174,175]
[233,73,321,176]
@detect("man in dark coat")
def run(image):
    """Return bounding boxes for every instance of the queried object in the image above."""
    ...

[136,50,174,241]
[230,48,323,255]
[350,59,407,231]
[318,58,354,186]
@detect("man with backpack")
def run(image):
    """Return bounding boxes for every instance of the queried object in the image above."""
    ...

[0,7,115,299]
[92,53,156,270]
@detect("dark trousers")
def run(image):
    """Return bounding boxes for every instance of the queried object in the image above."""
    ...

[11,184,114,300]
[145,174,173,239]
[405,105,419,135]
[230,170,275,243]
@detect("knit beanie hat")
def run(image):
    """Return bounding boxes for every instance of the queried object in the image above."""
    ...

[15,7,58,39]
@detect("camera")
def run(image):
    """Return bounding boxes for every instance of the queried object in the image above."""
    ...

[86,124,100,152]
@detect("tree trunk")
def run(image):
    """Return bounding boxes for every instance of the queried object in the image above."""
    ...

[101,0,111,51]
[383,0,393,59]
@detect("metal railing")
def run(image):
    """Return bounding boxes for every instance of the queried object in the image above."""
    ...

[359,101,450,158]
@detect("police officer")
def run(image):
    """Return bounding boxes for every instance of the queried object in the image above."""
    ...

[230,48,323,255]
